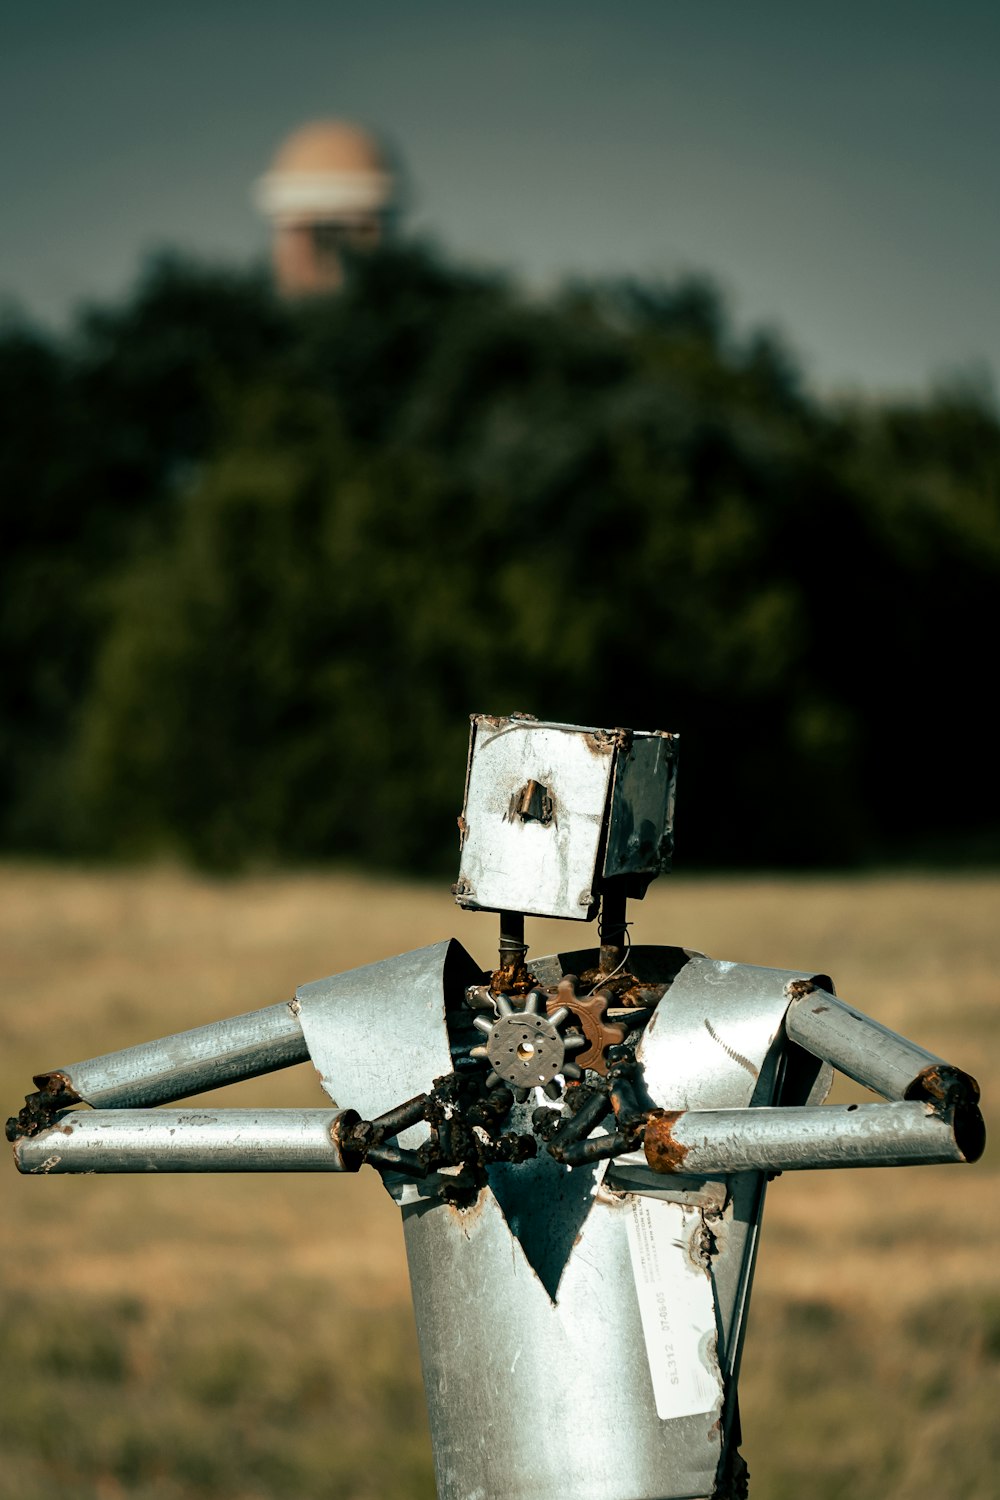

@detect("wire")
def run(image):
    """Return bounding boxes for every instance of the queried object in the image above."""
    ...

[587,921,633,994]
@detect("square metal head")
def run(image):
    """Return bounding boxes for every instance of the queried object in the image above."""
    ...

[454,715,678,921]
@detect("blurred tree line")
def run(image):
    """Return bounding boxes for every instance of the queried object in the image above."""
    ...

[2,246,998,873]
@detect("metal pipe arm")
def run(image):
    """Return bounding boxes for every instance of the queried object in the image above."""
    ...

[785,985,980,1108]
[621,1098,985,1182]
[8,1001,310,1139]
[13,1108,358,1175]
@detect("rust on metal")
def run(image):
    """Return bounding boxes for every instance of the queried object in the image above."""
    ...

[506,779,554,826]
[329,1109,365,1171]
[582,729,615,755]
[598,941,626,976]
[786,973,836,1001]
[582,726,632,756]
[490,954,536,997]
[31,1069,79,1097]
[6,1071,81,1143]
[490,911,535,997]
[685,1213,719,1273]
[545,977,626,1074]
[579,964,666,1011]
[444,1182,489,1230]
[14,1146,64,1175]
[643,1110,690,1174]
[904,1063,981,1109]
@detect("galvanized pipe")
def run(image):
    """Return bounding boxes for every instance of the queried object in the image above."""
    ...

[13,1108,357,1174]
[638,1100,984,1178]
[785,987,979,1106]
[32,1002,309,1110]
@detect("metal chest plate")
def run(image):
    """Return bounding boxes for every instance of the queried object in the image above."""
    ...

[295,941,479,1149]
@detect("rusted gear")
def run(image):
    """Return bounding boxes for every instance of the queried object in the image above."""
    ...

[545,976,627,1076]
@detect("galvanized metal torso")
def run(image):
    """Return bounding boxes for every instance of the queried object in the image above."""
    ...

[295,942,830,1500]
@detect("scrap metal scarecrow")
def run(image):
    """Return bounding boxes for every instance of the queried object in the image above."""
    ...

[9,715,985,1500]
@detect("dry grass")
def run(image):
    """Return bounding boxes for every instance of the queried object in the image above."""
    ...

[2,864,997,1498]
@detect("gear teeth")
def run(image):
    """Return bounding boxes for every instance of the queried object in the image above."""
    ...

[470,1045,488,1060]
[496,995,514,1016]
[563,1062,583,1081]
[486,1070,503,1090]
[544,986,626,1076]
[473,1016,494,1036]
[543,1079,562,1100]
[513,1087,530,1103]
[564,1032,586,1051]
[523,991,541,1014]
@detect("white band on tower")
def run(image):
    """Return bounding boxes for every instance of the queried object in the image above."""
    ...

[256,170,394,219]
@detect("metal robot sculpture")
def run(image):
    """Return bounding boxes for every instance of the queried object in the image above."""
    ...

[8,715,985,1500]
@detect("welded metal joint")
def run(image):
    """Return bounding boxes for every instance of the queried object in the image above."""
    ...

[6,1070,80,1141]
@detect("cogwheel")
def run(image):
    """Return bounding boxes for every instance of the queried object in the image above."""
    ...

[469,991,588,1100]
[544,976,627,1075]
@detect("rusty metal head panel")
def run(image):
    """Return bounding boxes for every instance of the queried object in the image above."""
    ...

[454,716,677,921]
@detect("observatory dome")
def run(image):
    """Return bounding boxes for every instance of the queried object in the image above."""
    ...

[255,118,401,295]
[256,120,397,222]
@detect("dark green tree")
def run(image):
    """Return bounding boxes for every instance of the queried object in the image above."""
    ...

[3,244,998,870]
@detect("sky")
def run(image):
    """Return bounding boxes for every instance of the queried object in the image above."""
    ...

[3,1,998,396]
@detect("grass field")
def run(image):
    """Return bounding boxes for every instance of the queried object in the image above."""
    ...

[2,865,997,1499]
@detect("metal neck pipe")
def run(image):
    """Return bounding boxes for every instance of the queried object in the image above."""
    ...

[598,882,628,970]
[498,910,526,961]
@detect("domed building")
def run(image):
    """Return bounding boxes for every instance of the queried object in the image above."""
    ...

[255,121,401,295]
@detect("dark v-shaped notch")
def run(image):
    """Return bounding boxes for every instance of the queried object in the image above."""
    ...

[485,1102,604,1302]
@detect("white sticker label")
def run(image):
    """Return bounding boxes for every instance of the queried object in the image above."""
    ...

[625,1196,724,1421]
